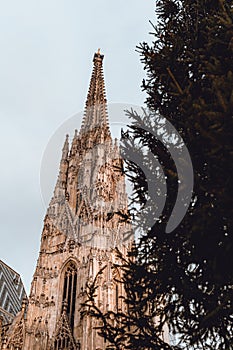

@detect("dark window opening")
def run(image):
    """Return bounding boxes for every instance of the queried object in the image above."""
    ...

[62,262,77,331]
[54,336,75,350]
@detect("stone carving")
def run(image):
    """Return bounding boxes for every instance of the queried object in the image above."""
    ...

[1,50,132,350]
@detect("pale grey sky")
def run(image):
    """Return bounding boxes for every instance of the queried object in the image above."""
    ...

[0,0,155,293]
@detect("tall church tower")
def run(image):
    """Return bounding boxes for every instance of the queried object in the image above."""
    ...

[2,50,132,350]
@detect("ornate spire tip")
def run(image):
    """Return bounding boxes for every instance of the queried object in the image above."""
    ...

[94,49,104,62]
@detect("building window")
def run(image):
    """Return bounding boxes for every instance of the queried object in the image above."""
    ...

[62,262,77,330]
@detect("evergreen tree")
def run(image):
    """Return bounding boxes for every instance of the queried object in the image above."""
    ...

[84,1,233,349]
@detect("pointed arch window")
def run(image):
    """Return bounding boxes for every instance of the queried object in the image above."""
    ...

[62,262,77,331]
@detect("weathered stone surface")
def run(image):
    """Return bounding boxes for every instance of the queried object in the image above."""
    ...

[1,50,132,350]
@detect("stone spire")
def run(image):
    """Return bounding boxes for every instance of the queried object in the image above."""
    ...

[80,49,110,136]
[46,50,130,248]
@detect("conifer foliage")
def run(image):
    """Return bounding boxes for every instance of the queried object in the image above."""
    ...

[84,1,233,349]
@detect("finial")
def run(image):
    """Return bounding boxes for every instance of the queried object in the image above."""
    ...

[62,134,69,148]
[3,336,7,346]
[22,297,27,312]
[93,49,104,63]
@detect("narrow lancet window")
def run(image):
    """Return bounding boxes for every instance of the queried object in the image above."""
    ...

[62,262,77,330]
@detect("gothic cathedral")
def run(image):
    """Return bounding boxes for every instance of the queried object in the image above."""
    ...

[1,50,132,350]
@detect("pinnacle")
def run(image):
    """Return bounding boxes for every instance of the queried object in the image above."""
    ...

[61,134,69,160]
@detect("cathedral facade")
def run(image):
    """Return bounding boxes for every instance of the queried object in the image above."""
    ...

[1,50,132,350]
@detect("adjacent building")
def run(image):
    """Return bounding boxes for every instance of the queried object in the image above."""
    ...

[0,260,26,325]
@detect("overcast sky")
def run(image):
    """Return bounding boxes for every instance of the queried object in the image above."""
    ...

[0,0,155,293]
